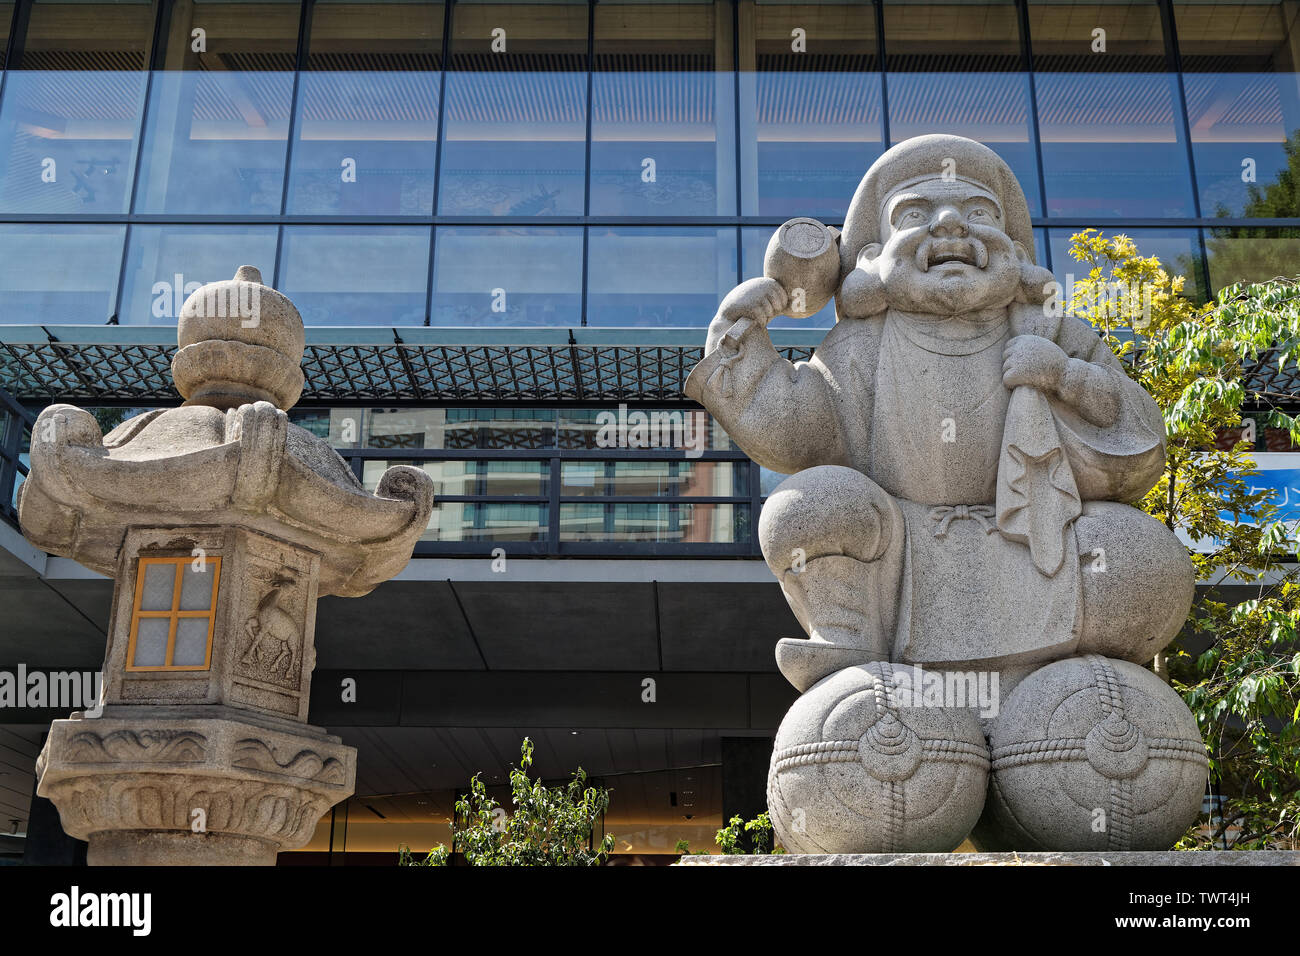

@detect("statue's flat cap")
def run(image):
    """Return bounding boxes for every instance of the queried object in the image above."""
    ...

[839,134,1035,278]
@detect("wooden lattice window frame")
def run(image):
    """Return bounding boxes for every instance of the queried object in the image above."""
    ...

[126,556,222,672]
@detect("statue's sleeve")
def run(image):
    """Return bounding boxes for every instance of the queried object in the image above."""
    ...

[1051,315,1167,503]
[683,316,845,475]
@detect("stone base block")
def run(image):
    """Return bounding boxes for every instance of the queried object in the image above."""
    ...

[87,830,279,867]
[36,711,355,866]
[675,851,1300,866]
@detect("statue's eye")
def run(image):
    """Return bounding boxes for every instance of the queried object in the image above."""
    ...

[968,208,990,220]
[898,209,924,226]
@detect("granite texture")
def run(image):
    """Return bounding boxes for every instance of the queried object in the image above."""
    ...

[687,134,1206,853]
[768,663,989,854]
[676,851,1300,866]
[19,267,433,865]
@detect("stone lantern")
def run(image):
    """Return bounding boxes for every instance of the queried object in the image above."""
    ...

[17,266,435,865]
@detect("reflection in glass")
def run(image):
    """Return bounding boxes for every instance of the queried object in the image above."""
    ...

[118,224,279,324]
[562,460,674,496]
[559,501,744,543]
[364,458,547,497]
[1030,0,1194,217]
[738,1,881,219]
[287,0,442,215]
[586,226,736,326]
[0,223,124,323]
[361,459,547,541]
[1048,227,1205,303]
[590,0,735,215]
[885,0,1038,215]
[1175,1,1300,218]
[439,1,586,216]
[1204,228,1300,291]
[427,502,547,542]
[0,3,11,68]
[559,459,747,498]
[135,0,300,214]
[0,0,156,213]
[558,406,727,450]
[279,225,430,325]
[677,459,745,496]
[431,226,583,326]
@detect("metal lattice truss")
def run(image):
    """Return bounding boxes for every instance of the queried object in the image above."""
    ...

[0,327,818,405]
[1239,347,1300,413]
[5,325,1299,410]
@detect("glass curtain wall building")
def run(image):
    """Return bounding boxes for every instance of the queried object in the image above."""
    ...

[1,0,1300,860]
[1,0,1299,328]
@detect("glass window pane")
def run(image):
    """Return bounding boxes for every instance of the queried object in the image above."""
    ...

[586,226,737,326]
[439,0,586,215]
[431,225,582,326]
[279,225,430,325]
[287,0,442,214]
[132,617,170,666]
[430,501,547,541]
[178,561,216,610]
[363,457,547,495]
[884,0,1040,215]
[0,0,157,213]
[135,0,301,214]
[559,501,744,542]
[118,224,279,325]
[677,459,746,496]
[738,1,882,219]
[608,461,672,495]
[0,223,124,323]
[437,407,558,448]
[1049,226,1205,302]
[0,2,11,68]
[559,406,729,449]
[478,459,547,495]
[591,0,736,215]
[560,460,604,495]
[139,560,177,610]
[1204,228,1300,291]
[1030,0,1194,217]
[172,617,210,665]
[1175,1,1300,218]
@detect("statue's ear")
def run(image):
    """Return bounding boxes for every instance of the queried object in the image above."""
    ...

[856,242,882,267]
[1012,239,1032,263]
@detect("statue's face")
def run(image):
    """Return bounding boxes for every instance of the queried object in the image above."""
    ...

[869,179,1026,316]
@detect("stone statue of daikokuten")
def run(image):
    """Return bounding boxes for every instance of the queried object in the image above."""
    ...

[685,135,1210,854]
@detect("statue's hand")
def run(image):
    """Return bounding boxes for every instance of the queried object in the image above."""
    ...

[717,277,789,329]
[705,277,790,353]
[1002,334,1068,392]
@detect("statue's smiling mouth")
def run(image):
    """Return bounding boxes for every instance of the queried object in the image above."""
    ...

[917,239,989,272]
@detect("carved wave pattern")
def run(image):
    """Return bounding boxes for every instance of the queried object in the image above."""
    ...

[65,730,208,764]
[232,738,349,787]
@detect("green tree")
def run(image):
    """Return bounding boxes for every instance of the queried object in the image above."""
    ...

[1199,129,1300,289]
[675,811,784,856]
[1065,231,1300,848]
[399,737,615,866]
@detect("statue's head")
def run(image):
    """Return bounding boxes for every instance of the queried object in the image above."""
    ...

[839,135,1049,318]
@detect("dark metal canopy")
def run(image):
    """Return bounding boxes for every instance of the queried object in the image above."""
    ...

[2,325,1300,411]
[0,326,818,405]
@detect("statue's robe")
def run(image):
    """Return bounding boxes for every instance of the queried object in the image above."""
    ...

[684,303,1166,667]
